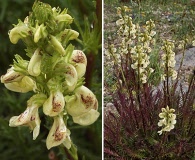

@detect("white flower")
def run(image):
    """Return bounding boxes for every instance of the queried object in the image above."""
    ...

[131,61,138,69]
[171,69,177,80]
[158,106,176,135]
[46,115,71,150]
[141,74,147,83]
[4,76,35,93]
[70,50,87,78]
[131,46,136,54]
[64,64,78,91]
[9,104,41,140]
[150,30,156,37]
[28,48,42,76]
[43,91,65,117]
[65,86,99,126]
[149,68,154,74]
[9,21,30,44]
[116,19,124,26]
[1,67,24,83]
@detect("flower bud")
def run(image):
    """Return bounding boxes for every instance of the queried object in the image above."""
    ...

[1,67,24,83]
[63,29,79,40]
[70,50,87,78]
[65,86,99,125]
[9,22,30,44]
[34,24,47,43]
[4,76,35,93]
[9,105,40,140]
[55,14,73,24]
[28,48,42,76]
[50,35,65,55]
[46,115,71,150]
[43,91,65,117]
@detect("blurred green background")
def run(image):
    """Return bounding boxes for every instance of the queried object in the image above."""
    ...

[0,0,102,159]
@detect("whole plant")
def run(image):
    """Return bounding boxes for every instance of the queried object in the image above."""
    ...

[1,1,100,159]
[104,6,195,160]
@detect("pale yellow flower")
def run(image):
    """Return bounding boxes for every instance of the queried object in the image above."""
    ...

[46,115,71,149]
[9,104,41,140]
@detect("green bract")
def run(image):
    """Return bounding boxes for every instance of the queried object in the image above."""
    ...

[1,1,99,152]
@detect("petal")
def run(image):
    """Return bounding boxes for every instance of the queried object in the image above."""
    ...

[33,111,41,140]
[28,48,42,76]
[55,14,73,24]
[34,24,47,43]
[1,67,24,83]
[50,35,65,55]
[9,22,30,44]
[46,115,70,149]
[63,135,71,149]
[70,50,87,78]
[4,76,35,93]
[65,86,98,117]
[64,29,79,40]
[43,91,65,117]
[9,105,40,140]
[72,109,100,126]
[64,64,78,91]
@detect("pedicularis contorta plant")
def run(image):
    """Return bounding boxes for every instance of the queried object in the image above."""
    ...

[0,1,99,157]
[105,6,195,159]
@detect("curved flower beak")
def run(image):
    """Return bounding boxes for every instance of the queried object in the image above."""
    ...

[46,115,71,150]
[28,48,42,76]
[65,86,99,125]
[4,76,35,93]
[9,105,40,140]
[1,67,24,83]
[43,91,65,117]
[70,50,87,78]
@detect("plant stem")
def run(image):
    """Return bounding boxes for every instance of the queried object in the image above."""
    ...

[85,52,95,88]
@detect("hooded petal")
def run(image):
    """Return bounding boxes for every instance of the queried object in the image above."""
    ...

[1,67,24,83]
[65,86,98,117]
[46,115,71,149]
[70,50,87,78]
[64,64,78,91]
[9,105,40,140]
[28,48,42,76]
[43,91,65,117]
[9,21,30,44]
[4,76,35,93]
